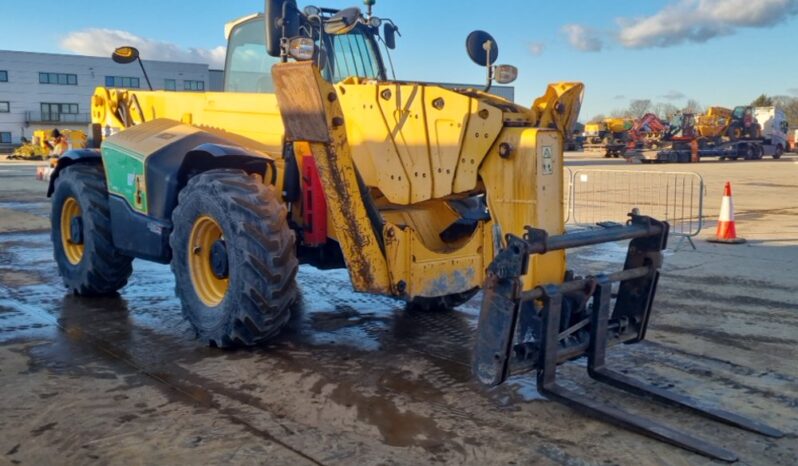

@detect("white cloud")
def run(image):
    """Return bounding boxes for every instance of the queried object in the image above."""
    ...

[527,42,545,56]
[60,28,226,68]
[618,0,798,48]
[661,90,686,100]
[561,24,603,52]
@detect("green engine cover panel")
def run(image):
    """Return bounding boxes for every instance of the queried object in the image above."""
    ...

[100,118,278,221]
[102,143,148,213]
[101,119,208,216]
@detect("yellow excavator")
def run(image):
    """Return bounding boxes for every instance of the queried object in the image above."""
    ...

[695,106,733,139]
[45,1,781,459]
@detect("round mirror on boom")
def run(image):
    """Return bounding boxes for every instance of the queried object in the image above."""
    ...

[324,7,361,35]
[111,46,140,64]
[465,30,498,66]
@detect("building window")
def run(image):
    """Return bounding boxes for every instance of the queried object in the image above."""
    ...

[164,79,176,91]
[105,76,141,88]
[40,103,79,121]
[0,102,9,113]
[0,70,7,82]
[0,132,11,144]
[38,72,78,85]
[184,80,205,91]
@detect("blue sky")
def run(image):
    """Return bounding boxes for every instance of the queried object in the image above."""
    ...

[3,0,797,119]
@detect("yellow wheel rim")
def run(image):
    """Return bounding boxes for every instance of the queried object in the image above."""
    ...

[188,215,228,307]
[60,197,84,265]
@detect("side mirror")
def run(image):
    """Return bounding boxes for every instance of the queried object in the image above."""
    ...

[383,23,397,49]
[266,0,300,57]
[466,30,498,67]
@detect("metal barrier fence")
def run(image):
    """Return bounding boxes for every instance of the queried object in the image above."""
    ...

[563,167,572,224]
[566,169,704,244]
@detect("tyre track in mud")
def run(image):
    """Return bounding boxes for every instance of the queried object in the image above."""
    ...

[0,256,643,463]
[0,234,596,464]
[0,286,328,465]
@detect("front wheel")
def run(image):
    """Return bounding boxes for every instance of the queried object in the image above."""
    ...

[51,164,133,295]
[170,169,299,347]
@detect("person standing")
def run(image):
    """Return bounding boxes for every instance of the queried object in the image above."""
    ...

[49,129,70,157]
[690,138,700,163]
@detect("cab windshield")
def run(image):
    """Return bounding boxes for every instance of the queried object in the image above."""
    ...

[224,17,383,93]
[323,25,382,83]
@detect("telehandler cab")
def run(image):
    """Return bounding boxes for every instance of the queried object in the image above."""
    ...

[47,0,782,460]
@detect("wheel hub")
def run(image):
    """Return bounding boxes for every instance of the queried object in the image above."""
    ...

[60,196,85,265]
[188,215,228,307]
[210,240,229,279]
[69,216,84,245]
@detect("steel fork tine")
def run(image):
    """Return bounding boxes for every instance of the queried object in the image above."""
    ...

[588,278,783,438]
[537,283,738,463]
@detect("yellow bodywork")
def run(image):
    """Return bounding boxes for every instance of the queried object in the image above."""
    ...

[696,106,732,138]
[584,122,604,137]
[91,63,582,298]
[584,117,631,140]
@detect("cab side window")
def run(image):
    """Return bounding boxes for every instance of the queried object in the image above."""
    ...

[225,19,280,93]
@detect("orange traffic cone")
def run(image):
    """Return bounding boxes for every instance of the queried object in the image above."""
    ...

[707,181,745,244]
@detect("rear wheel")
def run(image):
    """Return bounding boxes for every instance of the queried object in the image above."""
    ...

[408,288,479,312]
[773,145,783,159]
[170,169,298,347]
[51,164,133,295]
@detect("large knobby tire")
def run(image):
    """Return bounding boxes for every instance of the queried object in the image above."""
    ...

[170,169,298,347]
[408,288,480,312]
[51,164,134,295]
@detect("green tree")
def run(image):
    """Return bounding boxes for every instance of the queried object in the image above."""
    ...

[751,94,774,106]
[781,98,798,131]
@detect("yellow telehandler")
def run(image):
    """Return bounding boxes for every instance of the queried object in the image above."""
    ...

[45,1,781,460]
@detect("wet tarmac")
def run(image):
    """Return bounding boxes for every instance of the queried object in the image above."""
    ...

[1,162,797,465]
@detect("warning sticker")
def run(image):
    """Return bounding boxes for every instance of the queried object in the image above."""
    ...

[542,146,553,175]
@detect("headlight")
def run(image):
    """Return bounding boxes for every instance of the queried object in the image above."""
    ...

[368,16,382,28]
[493,64,518,84]
[303,5,321,17]
[288,37,316,61]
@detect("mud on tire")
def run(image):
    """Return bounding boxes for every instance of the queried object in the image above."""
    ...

[170,169,298,347]
[51,164,134,295]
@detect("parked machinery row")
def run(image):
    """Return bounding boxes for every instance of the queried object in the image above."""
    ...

[579,105,790,162]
